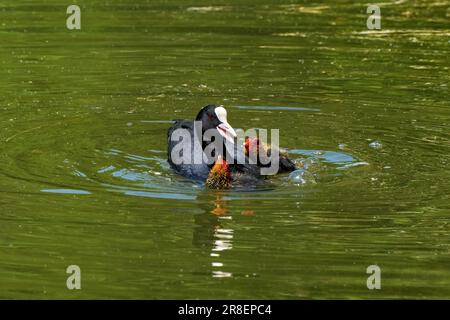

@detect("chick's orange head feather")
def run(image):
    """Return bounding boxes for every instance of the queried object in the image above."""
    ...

[244,137,260,155]
[211,155,229,174]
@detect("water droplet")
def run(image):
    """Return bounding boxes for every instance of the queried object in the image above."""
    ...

[369,140,383,149]
[294,158,317,170]
[288,169,316,185]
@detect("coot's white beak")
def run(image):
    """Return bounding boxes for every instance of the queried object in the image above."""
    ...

[215,106,237,144]
[217,121,237,144]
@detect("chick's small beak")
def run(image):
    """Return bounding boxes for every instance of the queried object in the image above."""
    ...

[243,139,250,155]
[217,121,237,144]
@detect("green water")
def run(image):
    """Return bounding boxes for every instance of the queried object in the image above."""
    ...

[1,0,449,299]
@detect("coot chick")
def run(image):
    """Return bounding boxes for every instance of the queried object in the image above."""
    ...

[206,155,265,189]
[205,155,231,189]
[243,136,296,173]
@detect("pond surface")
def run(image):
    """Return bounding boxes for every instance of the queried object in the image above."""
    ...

[0,1,449,299]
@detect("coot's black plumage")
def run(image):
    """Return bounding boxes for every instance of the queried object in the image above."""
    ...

[167,119,210,180]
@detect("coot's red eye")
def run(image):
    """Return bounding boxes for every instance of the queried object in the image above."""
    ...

[207,113,213,120]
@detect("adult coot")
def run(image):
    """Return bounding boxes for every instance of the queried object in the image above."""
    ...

[168,105,259,181]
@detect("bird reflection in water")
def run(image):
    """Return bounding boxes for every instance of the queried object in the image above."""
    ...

[193,192,255,278]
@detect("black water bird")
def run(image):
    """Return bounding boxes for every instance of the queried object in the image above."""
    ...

[168,105,259,182]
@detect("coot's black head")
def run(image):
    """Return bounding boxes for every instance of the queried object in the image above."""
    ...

[195,105,237,143]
